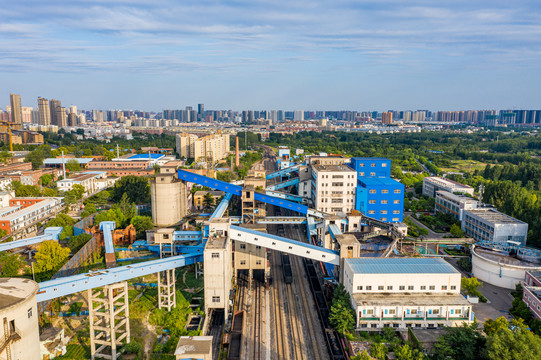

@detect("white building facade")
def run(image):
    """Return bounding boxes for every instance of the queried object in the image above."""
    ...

[462,208,528,245]
[342,258,473,330]
[435,190,479,221]
[311,164,357,215]
[422,177,474,198]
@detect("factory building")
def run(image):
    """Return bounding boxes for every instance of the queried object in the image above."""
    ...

[0,278,41,360]
[348,157,404,223]
[422,177,474,198]
[434,190,480,221]
[342,258,472,330]
[462,208,528,245]
[310,164,357,215]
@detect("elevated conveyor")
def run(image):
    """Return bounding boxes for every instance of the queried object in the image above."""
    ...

[0,227,63,252]
[328,224,343,239]
[265,190,305,203]
[209,193,233,220]
[37,253,203,302]
[230,225,340,265]
[265,164,300,180]
[254,216,307,224]
[266,177,300,191]
[132,241,205,255]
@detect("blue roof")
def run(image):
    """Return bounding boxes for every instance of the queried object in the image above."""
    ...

[43,158,94,165]
[128,153,164,160]
[358,177,404,187]
[345,257,459,274]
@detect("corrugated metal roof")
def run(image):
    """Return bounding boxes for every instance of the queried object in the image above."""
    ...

[345,257,458,274]
[43,158,94,165]
[128,154,164,160]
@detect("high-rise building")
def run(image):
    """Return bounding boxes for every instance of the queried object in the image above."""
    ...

[49,99,61,125]
[38,97,51,126]
[382,112,393,125]
[9,93,22,127]
[56,106,67,127]
[294,110,304,121]
[198,104,204,118]
[176,133,230,163]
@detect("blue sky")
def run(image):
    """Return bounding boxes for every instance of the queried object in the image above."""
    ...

[1,0,541,111]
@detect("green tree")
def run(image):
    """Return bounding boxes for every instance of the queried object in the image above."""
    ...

[115,193,137,221]
[395,344,424,360]
[329,301,355,334]
[371,342,388,360]
[40,174,54,186]
[461,277,482,297]
[484,316,510,336]
[65,159,81,172]
[352,350,372,360]
[34,240,70,281]
[431,324,486,360]
[15,184,41,197]
[84,203,97,215]
[486,319,541,360]
[450,223,464,237]
[111,176,150,204]
[130,216,154,236]
[68,233,92,253]
[203,192,215,210]
[0,252,25,277]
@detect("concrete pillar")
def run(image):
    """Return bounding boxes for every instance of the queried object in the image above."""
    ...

[158,269,176,311]
[89,281,130,360]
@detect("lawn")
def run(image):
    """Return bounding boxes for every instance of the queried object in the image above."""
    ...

[440,159,488,173]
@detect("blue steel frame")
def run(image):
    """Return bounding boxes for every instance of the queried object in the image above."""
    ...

[266,177,300,191]
[0,227,63,252]
[265,165,300,179]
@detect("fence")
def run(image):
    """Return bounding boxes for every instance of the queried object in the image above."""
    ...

[73,213,97,236]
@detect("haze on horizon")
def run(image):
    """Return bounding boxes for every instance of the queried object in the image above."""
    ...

[1,0,541,111]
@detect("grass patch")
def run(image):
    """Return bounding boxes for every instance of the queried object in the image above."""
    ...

[56,343,90,359]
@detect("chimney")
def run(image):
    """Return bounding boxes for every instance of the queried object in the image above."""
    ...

[235,136,240,167]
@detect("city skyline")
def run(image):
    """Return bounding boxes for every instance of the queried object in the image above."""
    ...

[2,1,541,110]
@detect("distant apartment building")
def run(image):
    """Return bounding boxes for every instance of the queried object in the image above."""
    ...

[462,208,528,245]
[57,173,103,196]
[435,191,479,221]
[176,133,230,163]
[192,191,224,211]
[0,197,63,238]
[382,112,393,125]
[86,160,154,177]
[343,258,473,330]
[523,271,541,321]
[348,157,404,223]
[422,177,474,198]
[311,164,357,215]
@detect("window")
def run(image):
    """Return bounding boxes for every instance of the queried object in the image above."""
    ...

[359,172,365,176]
[370,172,376,176]
[368,210,375,214]
[394,189,401,193]
[433,309,440,315]
[240,260,246,265]
[357,286,363,290]
[240,244,246,249]
[382,189,389,194]
[393,324,399,328]
[381,200,388,204]
[393,210,400,214]
[382,163,387,167]
[393,200,400,204]
[211,253,220,259]
[369,200,376,204]
[441,285,447,290]
[455,309,461,315]
[378,286,384,290]
[28,308,33,318]
[383,323,390,328]
[256,260,262,265]
[451,286,456,290]
[367,309,374,314]
[366,286,372,290]
[361,324,368,328]
[411,309,418,315]
[389,309,396,315]
[370,163,376,167]
[420,286,426,290]
[371,324,378,328]
[387,286,393,290]
[399,286,405,290]
[381,218,387,221]
[408,286,414,290]
[429,285,435,290]
[212,296,220,303]
[256,245,261,249]
[369,189,376,194]
[359,163,365,167]
[392,218,399,222]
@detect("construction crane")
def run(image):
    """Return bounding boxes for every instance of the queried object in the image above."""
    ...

[0,121,13,152]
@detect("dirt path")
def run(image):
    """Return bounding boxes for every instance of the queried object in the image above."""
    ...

[142,315,157,360]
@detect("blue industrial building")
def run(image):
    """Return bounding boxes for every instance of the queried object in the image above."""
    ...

[349,157,404,223]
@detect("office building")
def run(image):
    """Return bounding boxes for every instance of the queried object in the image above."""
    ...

[9,93,22,127]
[343,257,472,330]
[422,177,474,198]
[462,208,528,245]
[176,133,230,163]
[311,164,357,215]
[435,191,479,221]
[38,97,51,126]
[349,158,391,178]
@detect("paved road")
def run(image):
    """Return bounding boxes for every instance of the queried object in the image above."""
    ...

[405,213,446,239]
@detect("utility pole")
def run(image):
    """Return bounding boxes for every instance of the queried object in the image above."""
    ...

[61,151,66,179]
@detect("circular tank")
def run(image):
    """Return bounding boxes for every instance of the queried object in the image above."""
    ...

[0,278,40,360]
[151,174,186,227]
[472,245,541,289]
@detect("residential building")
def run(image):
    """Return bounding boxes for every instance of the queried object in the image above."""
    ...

[435,191,479,221]
[523,271,541,321]
[57,173,101,196]
[9,93,22,127]
[462,208,528,245]
[192,190,224,211]
[382,112,393,125]
[38,97,51,125]
[355,177,404,223]
[311,164,357,215]
[0,191,14,208]
[0,177,12,191]
[0,197,63,238]
[176,133,230,163]
[343,257,472,330]
[422,177,474,198]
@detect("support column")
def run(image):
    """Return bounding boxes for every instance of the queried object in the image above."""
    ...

[158,269,176,311]
[88,281,130,360]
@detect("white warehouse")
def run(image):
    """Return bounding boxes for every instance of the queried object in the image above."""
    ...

[342,258,472,330]
[462,208,528,245]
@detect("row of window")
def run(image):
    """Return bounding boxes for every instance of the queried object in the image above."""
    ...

[365,215,401,222]
[361,308,462,316]
[368,189,401,194]
[359,323,445,329]
[356,285,456,291]
[368,199,401,205]
[357,163,388,168]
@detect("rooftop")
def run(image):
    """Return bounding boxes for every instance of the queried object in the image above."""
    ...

[466,208,527,225]
[127,153,165,160]
[345,257,459,275]
[424,176,473,189]
[58,173,98,183]
[0,198,62,222]
[352,293,470,307]
[312,164,356,172]
[358,177,404,187]
[43,158,94,165]
[436,190,478,203]
[351,157,390,161]
[174,336,213,357]
[205,235,228,249]
[0,278,39,311]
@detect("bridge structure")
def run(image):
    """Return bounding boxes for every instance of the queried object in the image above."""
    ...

[0,227,63,252]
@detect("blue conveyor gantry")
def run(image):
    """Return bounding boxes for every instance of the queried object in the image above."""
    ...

[36,252,203,302]
[265,177,300,191]
[0,227,63,252]
[265,164,300,180]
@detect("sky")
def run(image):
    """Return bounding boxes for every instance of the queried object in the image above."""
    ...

[1,0,541,111]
